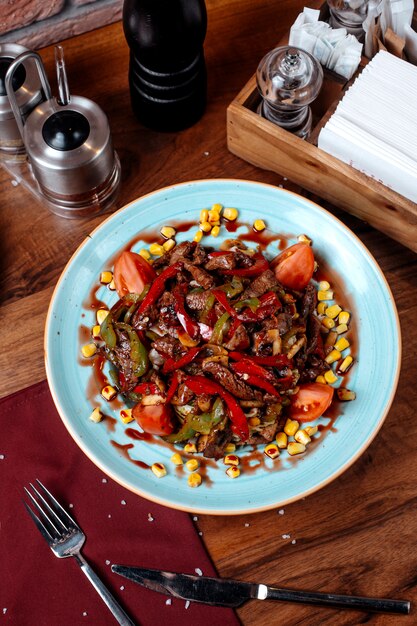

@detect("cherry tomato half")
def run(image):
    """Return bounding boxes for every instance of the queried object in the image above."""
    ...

[272,243,315,291]
[289,382,334,422]
[132,402,174,436]
[113,251,156,298]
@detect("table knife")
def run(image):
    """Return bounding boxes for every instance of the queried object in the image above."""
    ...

[111,565,410,615]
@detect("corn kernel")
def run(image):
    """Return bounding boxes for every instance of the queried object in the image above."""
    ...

[200,221,212,233]
[326,304,342,320]
[96,309,109,325]
[92,325,101,340]
[223,454,239,466]
[338,311,350,325]
[334,337,349,352]
[253,219,266,232]
[222,207,238,221]
[248,416,261,427]
[149,243,164,256]
[276,432,288,448]
[324,369,338,384]
[89,407,102,423]
[294,429,311,445]
[100,271,113,284]
[325,349,341,364]
[264,443,280,459]
[101,385,117,401]
[211,225,220,237]
[337,355,354,374]
[139,248,151,260]
[81,343,97,358]
[194,230,203,243]
[120,408,134,424]
[305,425,318,437]
[163,238,176,252]
[318,290,334,301]
[208,209,220,223]
[200,209,209,223]
[335,323,348,335]
[322,317,335,330]
[226,466,240,478]
[224,443,236,453]
[287,442,306,456]
[297,234,312,245]
[108,278,116,291]
[188,472,202,487]
[284,418,299,437]
[210,220,221,227]
[211,202,223,212]
[319,280,331,291]
[184,443,197,454]
[170,452,183,466]
[185,458,199,472]
[316,375,327,384]
[160,225,176,239]
[148,259,154,265]
[337,387,356,401]
[317,302,327,315]
[151,463,167,478]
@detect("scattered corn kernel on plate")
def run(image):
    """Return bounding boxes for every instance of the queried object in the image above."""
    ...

[45,179,401,514]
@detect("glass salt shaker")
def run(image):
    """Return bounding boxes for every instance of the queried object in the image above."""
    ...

[256,46,323,140]
[327,0,369,41]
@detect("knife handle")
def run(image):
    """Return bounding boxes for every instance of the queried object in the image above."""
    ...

[265,586,410,615]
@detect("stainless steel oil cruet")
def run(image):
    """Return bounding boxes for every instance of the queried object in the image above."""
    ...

[5,46,121,218]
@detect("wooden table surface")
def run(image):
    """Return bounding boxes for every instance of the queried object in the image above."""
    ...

[2,2,417,625]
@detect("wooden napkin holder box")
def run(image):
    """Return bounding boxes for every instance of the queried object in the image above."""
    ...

[227,27,417,253]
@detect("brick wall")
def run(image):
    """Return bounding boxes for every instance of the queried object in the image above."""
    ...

[0,0,123,49]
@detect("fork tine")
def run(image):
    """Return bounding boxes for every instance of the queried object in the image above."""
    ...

[23,498,58,543]
[24,486,63,538]
[35,479,78,530]
[28,482,69,532]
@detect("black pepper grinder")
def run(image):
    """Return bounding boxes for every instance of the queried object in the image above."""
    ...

[123,0,207,132]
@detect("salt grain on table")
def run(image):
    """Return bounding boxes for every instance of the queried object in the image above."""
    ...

[148,513,154,522]
[195,568,203,576]
[282,534,291,539]
[291,539,297,544]
[278,509,285,515]
[69,503,73,508]
[102,478,107,483]
[82,612,88,617]
[121,500,126,505]
[244,522,250,527]
[120,586,124,591]
[165,598,172,606]
[106,560,111,565]
[185,601,190,609]
[2,609,7,615]
[193,515,198,521]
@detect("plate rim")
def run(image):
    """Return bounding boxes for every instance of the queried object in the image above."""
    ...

[44,178,402,515]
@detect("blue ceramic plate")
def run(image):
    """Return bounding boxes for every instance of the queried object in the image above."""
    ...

[45,180,401,514]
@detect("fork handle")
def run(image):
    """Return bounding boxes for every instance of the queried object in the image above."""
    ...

[76,555,136,625]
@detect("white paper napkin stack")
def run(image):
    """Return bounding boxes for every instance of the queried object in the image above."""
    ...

[318,50,417,203]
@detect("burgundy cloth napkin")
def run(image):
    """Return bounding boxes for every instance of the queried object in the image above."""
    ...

[0,381,241,626]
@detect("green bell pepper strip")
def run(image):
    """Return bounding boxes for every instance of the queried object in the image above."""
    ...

[210,312,230,345]
[185,375,249,441]
[199,293,216,324]
[116,322,148,377]
[100,312,117,349]
[164,414,196,443]
[234,297,260,313]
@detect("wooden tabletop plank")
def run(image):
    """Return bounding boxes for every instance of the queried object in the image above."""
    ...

[1,2,417,625]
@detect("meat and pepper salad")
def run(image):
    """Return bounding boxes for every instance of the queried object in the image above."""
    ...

[82,206,356,484]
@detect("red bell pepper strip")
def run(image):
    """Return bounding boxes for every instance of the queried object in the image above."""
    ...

[255,291,282,321]
[136,262,182,316]
[228,352,292,368]
[226,317,243,340]
[212,289,239,319]
[221,254,269,277]
[162,347,201,374]
[165,372,180,403]
[133,382,160,395]
[245,375,280,397]
[231,358,277,383]
[173,287,200,339]
[207,251,233,258]
[184,375,249,441]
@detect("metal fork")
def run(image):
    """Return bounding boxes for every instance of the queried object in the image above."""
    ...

[24,479,136,626]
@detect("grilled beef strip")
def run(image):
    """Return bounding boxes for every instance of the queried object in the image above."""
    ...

[202,361,263,401]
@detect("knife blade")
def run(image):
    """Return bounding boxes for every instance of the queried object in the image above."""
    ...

[111,565,410,615]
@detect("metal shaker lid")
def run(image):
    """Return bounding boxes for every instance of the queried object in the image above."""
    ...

[24,95,115,196]
[256,46,323,111]
[0,43,42,121]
